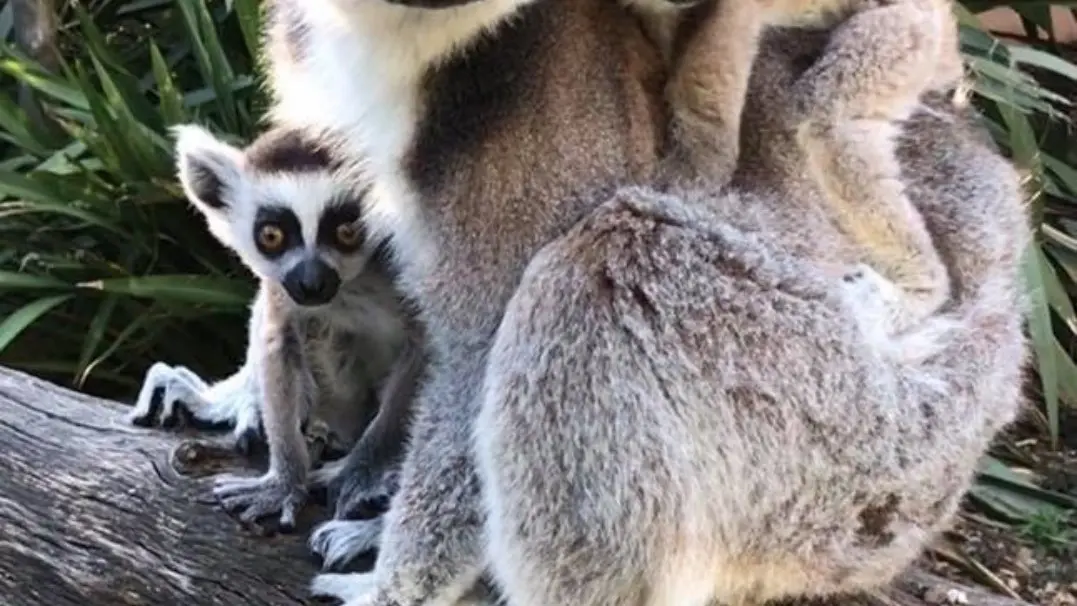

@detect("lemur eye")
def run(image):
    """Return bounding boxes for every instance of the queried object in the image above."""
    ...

[336,222,361,247]
[258,224,286,252]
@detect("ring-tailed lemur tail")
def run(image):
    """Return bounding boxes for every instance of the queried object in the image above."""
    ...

[128,124,425,532]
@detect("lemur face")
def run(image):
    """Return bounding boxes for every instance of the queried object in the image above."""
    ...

[173,124,377,307]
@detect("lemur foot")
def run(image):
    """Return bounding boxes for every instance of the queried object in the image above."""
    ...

[310,571,494,606]
[128,362,266,456]
[309,518,385,572]
[310,572,382,605]
[213,470,307,531]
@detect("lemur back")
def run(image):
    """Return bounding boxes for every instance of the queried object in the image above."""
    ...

[128,124,424,531]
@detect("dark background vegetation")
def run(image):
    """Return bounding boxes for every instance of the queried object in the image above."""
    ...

[0,0,1075,601]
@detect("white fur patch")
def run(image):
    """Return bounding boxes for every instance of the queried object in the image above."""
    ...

[310,571,379,603]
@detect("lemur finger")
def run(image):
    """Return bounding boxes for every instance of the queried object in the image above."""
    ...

[212,473,263,501]
[279,497,302,532]
[127,362,174,426]
[154,372,211,428]
[170,365,210,390]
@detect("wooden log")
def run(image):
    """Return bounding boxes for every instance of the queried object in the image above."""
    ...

[0,366,327,605]
[0,366,1037,606]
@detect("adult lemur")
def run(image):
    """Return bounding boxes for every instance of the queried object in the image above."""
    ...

[128,125,425,529]
[256,0,1028,605]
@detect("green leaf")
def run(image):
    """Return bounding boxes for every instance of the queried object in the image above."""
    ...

[1008,44,1077,85]
[0,170,129,236]
[73,3,163,131]
[975,456,1077,511]
[1022,242,1061,448]
[76,309,158,387]
[176,0,239,133]
[1037,246,1077,336]
[75,295,120,387]
[232,0,264,68]
[77,274,252,306]
[0,295,75,354]
[1044,153,1077,197]
[0,271,70,291]
[149,42,186,126]
[0,55,89,111]
[0,93,52,157]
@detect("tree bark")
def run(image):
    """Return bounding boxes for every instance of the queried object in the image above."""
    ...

[0,366,324,605]
[0,366,1036,606]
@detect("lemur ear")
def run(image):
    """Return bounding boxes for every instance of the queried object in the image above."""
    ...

[172,124,246,216]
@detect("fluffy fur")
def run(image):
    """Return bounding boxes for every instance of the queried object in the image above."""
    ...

[469,25,1028,606]
[266,0,667,598]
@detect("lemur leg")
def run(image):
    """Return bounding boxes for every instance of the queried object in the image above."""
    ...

[308,356,487,606]
[801,119,950,329]
[213,322,312,531]
[788,2,945,124]
[304,330,425,570]
[328,334,424,518]
[791,3,953,328]
[662,0,765,186]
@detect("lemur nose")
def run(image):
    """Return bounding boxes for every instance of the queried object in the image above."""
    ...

[284,258,341,306]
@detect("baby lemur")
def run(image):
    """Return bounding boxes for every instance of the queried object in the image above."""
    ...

[640,0,964,332]
[128,124,425,530]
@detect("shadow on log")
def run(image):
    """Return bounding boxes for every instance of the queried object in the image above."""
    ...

[0,366,1036,606]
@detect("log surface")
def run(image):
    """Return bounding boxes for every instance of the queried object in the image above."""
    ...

[0,366,324,605]
[0,366,1035,606]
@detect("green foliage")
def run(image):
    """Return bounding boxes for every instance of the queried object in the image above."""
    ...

[0,0,263,397]
[0,0,1074,446]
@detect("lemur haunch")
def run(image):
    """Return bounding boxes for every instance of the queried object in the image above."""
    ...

[128,124,425,530]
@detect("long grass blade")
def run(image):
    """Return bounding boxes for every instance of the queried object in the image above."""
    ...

[0,294,74,353]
